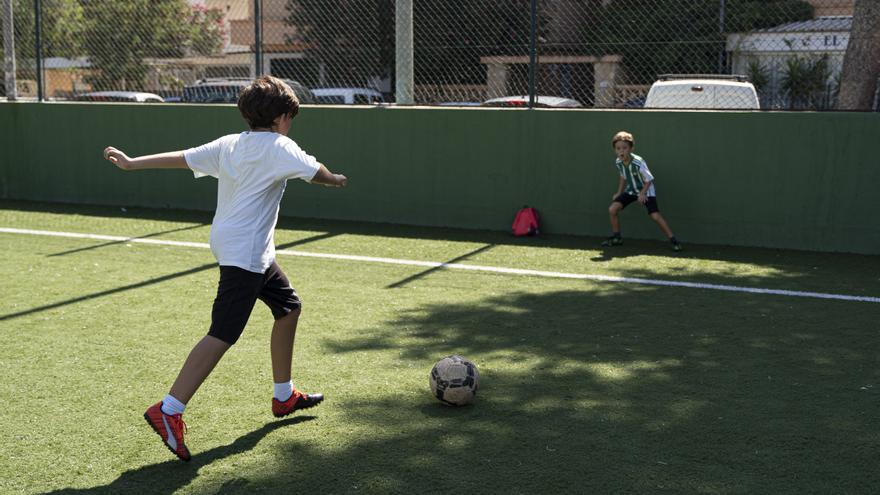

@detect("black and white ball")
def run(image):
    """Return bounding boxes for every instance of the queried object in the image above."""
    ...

[429,355,480,406]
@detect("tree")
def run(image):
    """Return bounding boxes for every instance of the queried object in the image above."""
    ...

[836,0,880,110]
[284,0,545,89]
[190,4,227,57]
[81,0,224,91]
[584,0,813,84]
[746,58,770,105]
[0,0,83,62]
[412,1,546,86]
[285,0,394,88]
[781,55,831,110]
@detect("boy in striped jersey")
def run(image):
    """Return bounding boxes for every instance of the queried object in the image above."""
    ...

[601,131,682,251]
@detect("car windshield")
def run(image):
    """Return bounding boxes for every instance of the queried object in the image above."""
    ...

[354,94,382,104]
[182,85,244,103]
[317,95,345,104]
[183,81,315,104]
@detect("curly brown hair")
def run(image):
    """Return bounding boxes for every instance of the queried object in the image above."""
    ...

[237,76,300,129]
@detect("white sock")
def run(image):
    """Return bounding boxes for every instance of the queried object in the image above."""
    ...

[274,381,293,402]
[161,394,186,416]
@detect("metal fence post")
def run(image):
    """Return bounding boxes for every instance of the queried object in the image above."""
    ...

[528,0,537,108]
[2,0,16,100]
[254,0,263,76]
[395,0,414,104]
[718,0,726,73]
[34,0,43,101]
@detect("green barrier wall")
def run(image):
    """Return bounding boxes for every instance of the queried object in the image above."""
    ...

[1,102,878,254]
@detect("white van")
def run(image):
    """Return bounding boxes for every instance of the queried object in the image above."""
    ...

[644,75,759,110]
[313,87,384,105]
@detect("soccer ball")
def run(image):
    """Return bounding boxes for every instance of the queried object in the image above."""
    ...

[429,355,480,406]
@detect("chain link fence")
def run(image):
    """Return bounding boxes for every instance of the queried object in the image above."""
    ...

[1,0,877,110]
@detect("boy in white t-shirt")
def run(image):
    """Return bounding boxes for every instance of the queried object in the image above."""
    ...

[103,76,347,461]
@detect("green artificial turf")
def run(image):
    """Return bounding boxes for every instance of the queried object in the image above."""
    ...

[0,201,878,494]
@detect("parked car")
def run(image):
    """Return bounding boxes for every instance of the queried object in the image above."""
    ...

[436,102,482,107]
[482,96,583,108]
[621,95,646,108]
[644,75,759,110]
[313,87,384,105]
[73,91,165,103]
[182,77,316,104]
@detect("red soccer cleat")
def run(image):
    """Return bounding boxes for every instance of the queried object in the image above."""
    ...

[143,402,191,461]
[272,390,324,418]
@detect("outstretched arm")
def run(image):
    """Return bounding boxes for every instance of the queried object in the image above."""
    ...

[103,146,189,171]
[310,163,347,187]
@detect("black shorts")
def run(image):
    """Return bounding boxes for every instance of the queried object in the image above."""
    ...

[614,193,660,214]
[207,262,301,345]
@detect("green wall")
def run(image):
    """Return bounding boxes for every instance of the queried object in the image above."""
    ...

[1,102,878,254]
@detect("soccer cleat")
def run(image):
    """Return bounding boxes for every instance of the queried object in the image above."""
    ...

[671,242,683,252]
[600,236,623,247]
[144,402,191,462]
[272,390,324,418]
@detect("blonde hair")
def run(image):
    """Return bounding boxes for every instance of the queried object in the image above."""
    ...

[612,131,634,148]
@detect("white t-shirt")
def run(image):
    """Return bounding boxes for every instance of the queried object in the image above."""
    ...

[184,132,320,273]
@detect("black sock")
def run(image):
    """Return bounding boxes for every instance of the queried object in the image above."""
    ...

[670,236,678,244]
[612,231,621,238]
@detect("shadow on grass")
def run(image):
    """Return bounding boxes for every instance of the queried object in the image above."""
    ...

[8,198,875,271]
[43,416,315,495]
[0,231,335,322]
[8,199,880,298]
[298,287,876,493]
[0,261,219,322]
[47,223,209,258]
[30,283,880,493]
[386,244,496,289]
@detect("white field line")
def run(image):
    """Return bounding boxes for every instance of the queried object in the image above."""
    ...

[2,227,879,304]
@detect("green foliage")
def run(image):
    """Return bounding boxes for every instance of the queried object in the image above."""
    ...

[3,0,225,92]
[412,1,546,85]
[0,0,83,62]
[746,58,769,92]
[587,0,814,84]
[189,4,226,57]
[80,0,192,91]
[723,0,814,32]
[285,0,394,87]
[0,0,225,91]
[781,55,832,109]
[746,59,770,107]
[282,0,812,90]
[284,0,544,87]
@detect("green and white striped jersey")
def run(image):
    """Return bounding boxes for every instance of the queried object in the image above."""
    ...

[615,153,656,196]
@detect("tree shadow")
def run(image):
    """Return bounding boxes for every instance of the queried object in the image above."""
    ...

[47,223,209,258]
[0,261,219,322]
[7,199,877,286]
[42,416,315,495]
[0,232,336,322]
[7,205,876,492]
[608,260,880,300]
[293,287,878,493]
[386,244,496,289]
